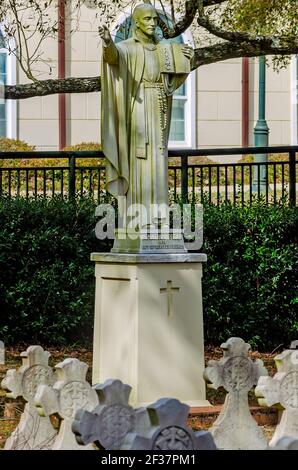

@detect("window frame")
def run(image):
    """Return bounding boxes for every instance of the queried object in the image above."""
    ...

[291,55,298,145]
[168,69,196,149]
[0,27,17,139]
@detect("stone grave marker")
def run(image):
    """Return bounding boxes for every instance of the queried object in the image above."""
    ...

[1,345,57,450]
[72,379,136,450]
[121,398,216,450]
[204,337,268,450]
[272,436,298,450]
[0,340,4,365]
[35,358,98,450]
[255,345,298,446]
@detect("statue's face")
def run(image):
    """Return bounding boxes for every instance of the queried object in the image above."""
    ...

[135,7,158,37]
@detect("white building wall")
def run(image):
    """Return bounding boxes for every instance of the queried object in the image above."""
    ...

[68,4,101,147]
[15,3,294,152]
[249,57,291,147]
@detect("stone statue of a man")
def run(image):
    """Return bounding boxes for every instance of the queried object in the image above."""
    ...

[99,3,193,230]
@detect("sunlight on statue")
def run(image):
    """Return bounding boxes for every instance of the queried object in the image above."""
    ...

[99,3,193,250]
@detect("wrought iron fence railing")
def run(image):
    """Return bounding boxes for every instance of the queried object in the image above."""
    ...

[0,146,296,205]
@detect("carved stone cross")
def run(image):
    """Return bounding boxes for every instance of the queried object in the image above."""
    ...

[204,337,268,450]
[34,358,98,450]
[72,379,136,450]
[273,437,298,450]
[121,398,216,450]
[255,344,298,446]
[1,345,57,450]
[160,280,180,317]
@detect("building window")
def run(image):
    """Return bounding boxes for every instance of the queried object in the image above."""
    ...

[0,31,6,137]
[0,27,17,139]
[114,13,195,148]
[291,55,298,144]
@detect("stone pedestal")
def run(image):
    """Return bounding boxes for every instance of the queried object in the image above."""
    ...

[91,252,209,408]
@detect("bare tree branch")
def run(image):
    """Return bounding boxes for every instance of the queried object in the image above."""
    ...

[203,0,226,5]
[5,31,298,100]
[197,9,265,43]
[192,38,298,68]
[5,76,101,100]
[196,8,298,58]
[158,0,226,39]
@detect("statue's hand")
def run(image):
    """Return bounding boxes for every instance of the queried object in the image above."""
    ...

[99,25,112,46]
[182,45,194,61]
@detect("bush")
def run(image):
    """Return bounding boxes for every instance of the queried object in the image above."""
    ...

[0,138,36,169]
[0,139,103,169]
[202,199,298,349]
[0,137,36,152]
[0,196,112,345]
[63,142,103,167]
[0,196,296,349]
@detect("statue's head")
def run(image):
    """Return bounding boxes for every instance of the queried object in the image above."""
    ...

[133,3,158,38]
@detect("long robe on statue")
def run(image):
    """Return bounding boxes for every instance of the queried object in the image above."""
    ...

[101,33,188,227]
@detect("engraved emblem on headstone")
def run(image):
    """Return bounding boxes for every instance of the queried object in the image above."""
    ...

[121,398,216,450]
[22,364,53,401]
[255,344,298,446]
[60,381,90,419]
[222,356,253,392]
[280,371,298,409]
[1,345,56,450]
[204,337,268,450]
[153,426,192,450]
[72,379,136,450]
[35,358,98,450]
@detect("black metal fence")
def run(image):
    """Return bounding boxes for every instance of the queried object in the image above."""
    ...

[0,146,297,205]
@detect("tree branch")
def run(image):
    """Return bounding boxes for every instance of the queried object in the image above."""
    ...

[158,0,226,39]
[196,9,298,60]
[5,76,101,100]
[192,39,298,68]
[197,10,263,43]
[203,0,226,5]
[5,37,298,100]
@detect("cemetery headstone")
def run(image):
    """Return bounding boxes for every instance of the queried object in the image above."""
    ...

[72,379,136,450]
[1,345,57,450]
[255,345,298,446]
[204,337,268,450]
[121,398,216,450]
[0,340,4,365]
[272,436,298,450]
[35,358,98,450]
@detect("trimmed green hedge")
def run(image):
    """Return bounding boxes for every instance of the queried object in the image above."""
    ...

[202,200,298,349]
[0,196,112,345]
[0,196,297,350]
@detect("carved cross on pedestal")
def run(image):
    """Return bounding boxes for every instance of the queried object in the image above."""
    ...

[1,345,57,450]
[72,379,136,450]
[255,343,298,447]
[204,337,268,450]
[160,280,180,317]
[34,358,98,450]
